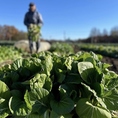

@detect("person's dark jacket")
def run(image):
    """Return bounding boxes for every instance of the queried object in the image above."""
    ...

[24,9,43,27]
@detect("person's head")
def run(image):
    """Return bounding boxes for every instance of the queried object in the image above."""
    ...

[29,2,36,12]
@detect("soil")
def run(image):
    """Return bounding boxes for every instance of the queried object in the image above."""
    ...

[102,57,118,73]
[0,60,13,68]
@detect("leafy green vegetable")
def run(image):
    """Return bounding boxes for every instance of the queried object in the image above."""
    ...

[0,98,10,118]
[9,96,31,116]
[50,88,74,115]
[78,62,94,84]
[0,80,11,118]
[0,51,118,117]
[76,98,111,118]
[50,111,73,118]
[29,87,49,116]
[28,24,41,41]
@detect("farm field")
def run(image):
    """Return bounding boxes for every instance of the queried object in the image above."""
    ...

[0,42,118,118]
[1,0,118,117]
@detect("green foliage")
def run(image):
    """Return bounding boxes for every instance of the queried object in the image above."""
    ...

[49,42,74,54]
[28,24,41,41]
[78,44,118,58]
[76,98,111,118]
[0,46,23,63]
[0,51,118,118]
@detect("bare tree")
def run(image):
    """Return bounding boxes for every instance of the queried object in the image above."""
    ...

[90,28,101,43]
[111,26,118,36]
[103,29,108,36]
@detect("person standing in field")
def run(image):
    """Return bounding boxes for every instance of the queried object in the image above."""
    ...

[24,2,43,53]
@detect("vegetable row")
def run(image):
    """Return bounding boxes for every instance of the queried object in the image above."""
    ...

[78,44,118,58]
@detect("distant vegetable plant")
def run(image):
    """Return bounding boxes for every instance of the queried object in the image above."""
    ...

[78,44,118,58]
[0,46,23,63]
[49,42,74,54]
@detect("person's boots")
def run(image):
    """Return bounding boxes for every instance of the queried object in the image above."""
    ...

[36,40,40,53]
[29,46,33,54]
[29,42,33,54]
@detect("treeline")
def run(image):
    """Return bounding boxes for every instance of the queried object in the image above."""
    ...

[0,25,27,40]
[79,26,118,43]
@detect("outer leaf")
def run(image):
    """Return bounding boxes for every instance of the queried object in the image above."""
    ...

[0,81,11,117]
[13,116,25,118]
[12,59,23,70]
[64,56,73,70]
[27,114,41,118]
[78,62,94,73]
[9,96,31,116]
[0,98,10,118]
[11,72,19,82]
[11,90,22,98]
[64,73,82,84]
[103,89,118,110]
[26,110,50,118]
[18,67,30,78]
[76,99,111,118]
[24,90,32,110]
[78,62,103,84]
[41,55,53,76]
[102,77,118,110]
[81,83,107,109]
[60,84,78,101]
[23,58,42,74]
[103,92,118,111]
[55,69,66,83]
[29,88,49,116]
[43,76,52,92]
[50,111,73,118]
[90,51,100,61]
[103,70,118,81]
[30,74,46,89]
[0,80,11,99]
[91,82,104,96]
[78,62,94,84]
[71,61,78,73]
[50,89,74,115]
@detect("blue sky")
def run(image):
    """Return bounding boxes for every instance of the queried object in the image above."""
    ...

[0,0,118,39]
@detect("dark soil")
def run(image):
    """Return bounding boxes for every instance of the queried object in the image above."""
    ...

[102,57,118,73]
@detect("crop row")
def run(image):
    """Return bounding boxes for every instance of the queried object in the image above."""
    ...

[78,44,118,58]
[49,42,74,54]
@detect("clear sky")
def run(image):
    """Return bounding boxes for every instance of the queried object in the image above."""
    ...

[0,0,118,40]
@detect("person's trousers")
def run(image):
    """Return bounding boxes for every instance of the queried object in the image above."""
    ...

[29,37,40,53]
